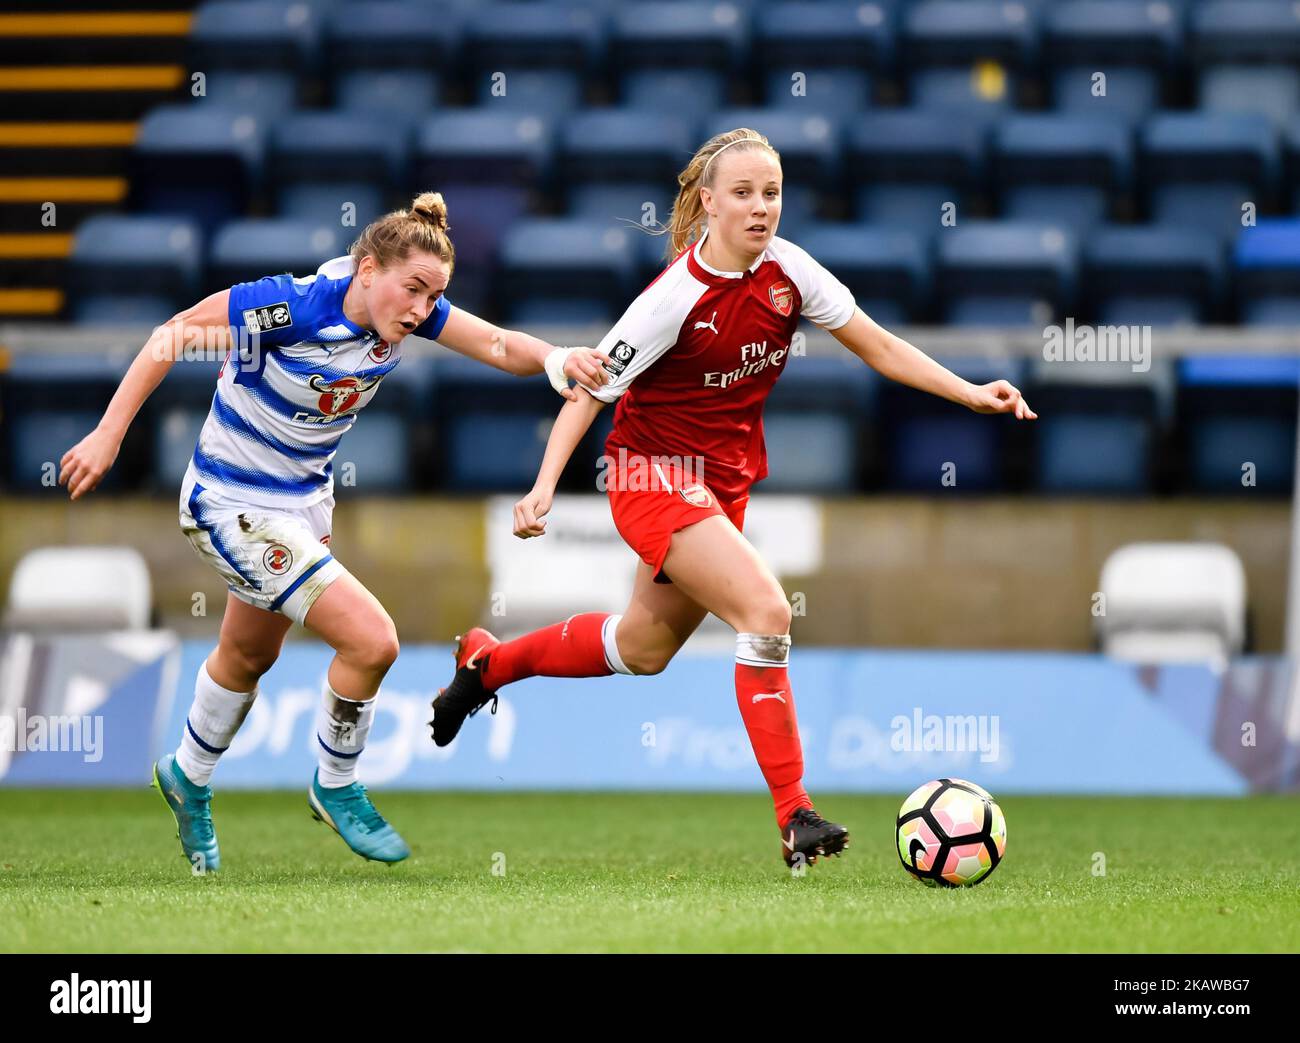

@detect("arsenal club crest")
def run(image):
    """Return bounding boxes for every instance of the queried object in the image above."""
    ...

[678,483,714,509]
[769,283,794,317]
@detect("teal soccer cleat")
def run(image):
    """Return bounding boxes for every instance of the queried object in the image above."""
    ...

[152,753,220,873]
[308,771,411,864]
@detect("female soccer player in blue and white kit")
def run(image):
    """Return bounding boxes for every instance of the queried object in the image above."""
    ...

[59,192,610,870]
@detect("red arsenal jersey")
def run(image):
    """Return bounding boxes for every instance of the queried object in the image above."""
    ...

[591,229,857,502]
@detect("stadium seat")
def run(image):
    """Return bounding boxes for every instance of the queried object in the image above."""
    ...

[194,71,298,116]
[623,69,727,113]
[762,355,875,492]
[463,2,602,71]
[331,354,434,493]
[704,111,841,193]
[756,2,891,115]
[188,0,321,74]
[847,110,985,233]
[1096,542,1247,664]
[334,70,440,120]
[431,355,560,490]
[68,215,203,317]
[993,115,1133,233]
[1286,117,1300,212]
[326,1,456,72]
[151,356,223,490]
[799,224,929,326]
[3,547,153,631]
[1083,225,1225,326]
[1,354,140,492]
[567,183,673,231]
[130,106,268,233]
[476,69,583,115]
[1140,112,1279,240]
[1027,356,1165,494]
[207,218,346,293]
[498,219,637,324]
[879,357,1028,491]
[1177,355,1299,495]
[414,111,555,314]
[1192,1,1300,125]
[902,1,1036,119]
[934,222,1078,326]
[1042,1,1180,123]
[1233,219,1300,326]
[277,183,386,229]
[269,111,408,201]
[610,2,746,110]
[559,111,695,185]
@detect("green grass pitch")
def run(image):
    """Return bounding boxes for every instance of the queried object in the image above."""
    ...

[1,789,1297,953]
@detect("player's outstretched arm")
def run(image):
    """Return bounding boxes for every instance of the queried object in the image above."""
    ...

[831,306,1037,420]
[514,390,607,539]
[59,289,234,500]
[434,308,611,401]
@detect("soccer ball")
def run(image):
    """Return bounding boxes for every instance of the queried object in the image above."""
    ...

[896,778,1007,887]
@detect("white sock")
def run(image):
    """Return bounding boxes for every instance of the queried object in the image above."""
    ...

[602,613,634,675]
[175,661,258,787]
[315,681,374,788]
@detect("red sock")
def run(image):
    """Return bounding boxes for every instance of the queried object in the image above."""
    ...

[734,634,813,826]
[480,612,616,690]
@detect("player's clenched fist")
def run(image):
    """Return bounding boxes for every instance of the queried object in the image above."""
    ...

[59,428,121,500]
[513,485,554,539]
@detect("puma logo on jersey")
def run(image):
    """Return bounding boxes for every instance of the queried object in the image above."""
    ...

[751,692,787,704]
[693,312,720,334]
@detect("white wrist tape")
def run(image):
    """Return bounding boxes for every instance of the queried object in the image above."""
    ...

[543,347,575,395]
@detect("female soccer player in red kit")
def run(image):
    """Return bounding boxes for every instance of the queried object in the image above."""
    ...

[431,128,1038,868]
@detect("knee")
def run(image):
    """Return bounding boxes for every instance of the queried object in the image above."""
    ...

[621,644,675,677]
[738,593,792,637]
[347,616,400,675]
[220,636,280,683]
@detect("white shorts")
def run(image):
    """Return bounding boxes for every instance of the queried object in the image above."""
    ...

[178,474,347,626]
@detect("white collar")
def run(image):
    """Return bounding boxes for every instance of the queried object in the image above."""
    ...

[692,226,767,278]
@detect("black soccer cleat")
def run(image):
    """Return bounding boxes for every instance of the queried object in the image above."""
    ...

[780,806,850,868]
[428,629,500,747]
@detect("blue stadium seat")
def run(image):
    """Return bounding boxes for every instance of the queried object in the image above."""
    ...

[130,106,267,232]
[935,222,1078,326]
[902,1,1036,118]
[610,2,746,110]
[567,183,672,228]
[622,69,727,113]
[270,112,408,198]
[1178,356,1298,495]
[413,111,555,313]
[1141,113,1279,239]
[277,183,386,228]
[799,224,929,325]
[188,0,321,73]
[2,355,139,492]
[879,357,1028,491]
[476,69,583,115]
[150,355,226,490]
[1027,358,1163,494]
[559,111,694,185]
[498,219,637,324]
[1233,219,1300,325]
[1193,1,1300,125]
[195,71,298,116]
[1083,225,1225,326]
[207,218,346,293]
[334,70,440,120]
[69,215,203,314]
[993,116,1133,233]
[1042,1,1179,123]
[431,355,559,490]
[847,110,985,233]
[463,2,602,70]
[756,2,891,115]
[325,1,455,71]
[762,355,875,492]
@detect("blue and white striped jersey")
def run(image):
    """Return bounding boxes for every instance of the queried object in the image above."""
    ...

[183,254,451,508]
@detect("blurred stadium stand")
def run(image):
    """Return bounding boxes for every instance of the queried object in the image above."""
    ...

[0,0,1298,501]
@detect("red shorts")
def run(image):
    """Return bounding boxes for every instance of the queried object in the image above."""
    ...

[605,453,748,584]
